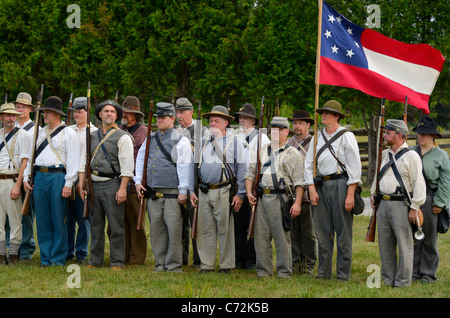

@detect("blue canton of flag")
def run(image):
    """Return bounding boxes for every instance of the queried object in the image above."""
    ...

[321,2,367,69]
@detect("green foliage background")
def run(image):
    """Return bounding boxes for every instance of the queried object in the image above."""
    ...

[0,0,448,127]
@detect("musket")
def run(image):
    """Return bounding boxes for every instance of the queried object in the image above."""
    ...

[65,93,73,126]
[190,100,202,239]
[115,90,119,103]
[21,84,44,216]
[82,82,93,219]
[365,97,385,242]
[137,95,154,230]
[247,96,264,239]
[276,99,279,116]
[403,96,408,124]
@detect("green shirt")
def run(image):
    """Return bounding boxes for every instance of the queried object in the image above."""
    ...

[411,145,450,209]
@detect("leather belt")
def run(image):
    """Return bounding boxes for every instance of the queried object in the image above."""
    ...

[380,194,405,201]
[35,166,66,173]
[151,192,178,200]
[0,174,18,180]
[322,172,348,181]
[207,182,230,190]
[262,188,285,195]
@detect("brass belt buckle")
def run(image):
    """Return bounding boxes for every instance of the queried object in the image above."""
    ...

[41,167,49,173]
[323,175,331,181]
[93,170,99,176]
[155,192,163,198]
[263,188,271,194]
[382,194,391,200]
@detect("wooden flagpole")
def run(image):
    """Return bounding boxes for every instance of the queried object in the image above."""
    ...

[313,0,323,177]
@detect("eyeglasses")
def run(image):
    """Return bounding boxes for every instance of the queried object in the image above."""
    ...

[383,131,398,136]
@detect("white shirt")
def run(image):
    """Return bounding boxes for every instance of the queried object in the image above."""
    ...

[69,122,98,171]
[0,127,31,173]
[23,123,80,188]
[304,126,362,186]
[134,130,194,194]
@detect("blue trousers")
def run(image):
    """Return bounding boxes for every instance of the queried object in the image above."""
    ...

[67,186,90,261]
[33,169,68,266]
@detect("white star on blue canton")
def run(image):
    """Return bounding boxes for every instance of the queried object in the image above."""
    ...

[346,27,353,35]
[328,15,335,23]
[336,16,342,24]
[346,49,355,58]
[331,45,339,53]
[324,30,332,38]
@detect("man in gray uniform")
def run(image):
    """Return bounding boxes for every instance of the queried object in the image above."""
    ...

[79,100,134,270]
[370,119,426,287]
[135,102,193,272]
[304,100,362,281]
[245,117,305,278]
[190,105,247,273]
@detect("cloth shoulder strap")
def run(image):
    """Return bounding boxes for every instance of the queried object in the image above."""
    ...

[0,127,19,152]
[378,148,410,180]
[315,128,348,162]
[35,125,66,159]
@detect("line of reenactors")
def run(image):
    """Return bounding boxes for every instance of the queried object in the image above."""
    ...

[0,91,448,287]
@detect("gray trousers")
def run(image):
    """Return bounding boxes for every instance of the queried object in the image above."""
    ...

[312,178,353,280]
[290,202,317,274]
[89,179,125,267]
[197,185,235,270]
[148,188,183,272]
[254,194,292,278]
[413,195,439,280]
[377,200,413,287]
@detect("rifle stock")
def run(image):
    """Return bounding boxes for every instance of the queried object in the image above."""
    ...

[66,93,73,126]
[21,84,44,216]
[247,96,264,239]
[137,95,154,230]
[190,100,202,239]
[365,97,385,242]
[82,82,93,219]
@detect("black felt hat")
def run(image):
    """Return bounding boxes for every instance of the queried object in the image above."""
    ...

[40,96,67,117]
[413,116,442,137]
[95,100,123,121]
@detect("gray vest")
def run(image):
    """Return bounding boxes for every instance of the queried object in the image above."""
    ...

[90,127,128,177]
[147,128,183,189]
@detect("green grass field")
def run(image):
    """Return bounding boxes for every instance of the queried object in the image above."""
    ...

[0,215,448,299]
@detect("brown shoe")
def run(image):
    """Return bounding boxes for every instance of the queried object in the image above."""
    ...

[0,255,7,265]
[111,265,123,271]
[8,255,18,265]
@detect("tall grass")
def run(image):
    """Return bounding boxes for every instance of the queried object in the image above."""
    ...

[0,216,448,298]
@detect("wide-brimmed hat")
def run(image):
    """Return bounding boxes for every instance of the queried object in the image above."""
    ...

[69,97,88,110]
[413,116,442,138]
[316,100,346,118]
[12,92,35,111]
[175,97,193,111]
[289,110,314,125]
[40,96,67,117]
[95,100,123,121]
[203,105,234,122]
[270,116,290,129]
[122,96,144,117]
[382,119,409,136]
[0,103,22,115]
[154,102,175,117]
[233,103,259,125]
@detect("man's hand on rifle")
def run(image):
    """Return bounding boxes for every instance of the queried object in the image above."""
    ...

[247,192,257,207]
[190,193,198,207]
[231,195,242,212]
[23,181,32,192]
[136,183,146,200]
